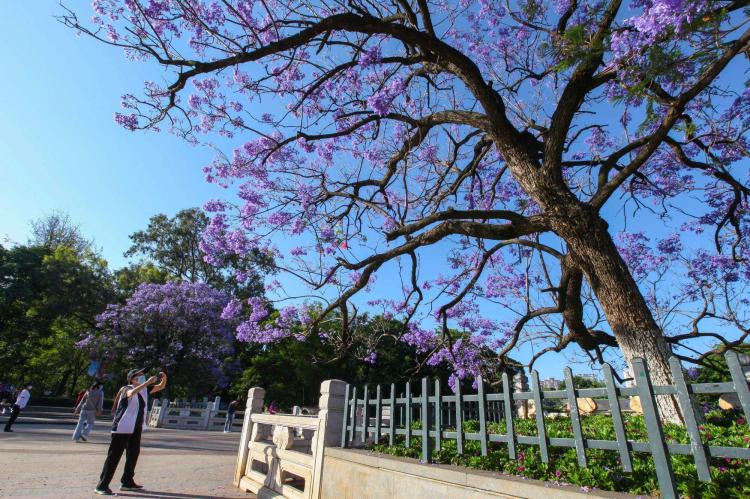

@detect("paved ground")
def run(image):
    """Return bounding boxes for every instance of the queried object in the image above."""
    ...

[0,421,255,499]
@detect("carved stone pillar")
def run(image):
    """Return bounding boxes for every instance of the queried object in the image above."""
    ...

[233,387,265,487]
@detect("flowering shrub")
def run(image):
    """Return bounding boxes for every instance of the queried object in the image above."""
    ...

[371,412,750,497]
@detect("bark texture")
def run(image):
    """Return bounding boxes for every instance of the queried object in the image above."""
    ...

[550,201,682,422]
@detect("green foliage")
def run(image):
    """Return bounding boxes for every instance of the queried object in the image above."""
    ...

[229,315,455,409]
[371,413,750,498]
[125,207,273,298]
[0,244,115,396]
[114,262,171,299]
[694,345,750,384]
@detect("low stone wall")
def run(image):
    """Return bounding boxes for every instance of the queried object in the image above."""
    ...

[321,448,634,499]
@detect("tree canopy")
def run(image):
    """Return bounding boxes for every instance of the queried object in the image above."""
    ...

[125,207,273,298]
[0,243,115,395]
[29,210,95,256]
[62,1,750,421]
[82,281,237,396]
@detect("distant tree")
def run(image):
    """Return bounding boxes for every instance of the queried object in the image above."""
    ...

[692,343,750,384]
[231,315,459,408]
[229,311,519,407]
[125,208,272,298]
[85,281,236,397]
[0,244,114,395]
[29,211,94,256]
[560,375,606,390]
[113,262,171,299]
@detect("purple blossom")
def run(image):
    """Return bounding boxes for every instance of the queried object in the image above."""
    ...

[114,112,138,130]
[359,46,382,67]
[86,282,236,386]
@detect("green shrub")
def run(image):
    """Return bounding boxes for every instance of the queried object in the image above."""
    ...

[369,413,750,498]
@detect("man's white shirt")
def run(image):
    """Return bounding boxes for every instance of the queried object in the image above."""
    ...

[15,389,30,409]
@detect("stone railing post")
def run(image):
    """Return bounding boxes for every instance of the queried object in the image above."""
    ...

[311,379,346,499]
[159,398,169,426]
[201,404,212,430]
[147,399,159,427]
[233,387,265,487]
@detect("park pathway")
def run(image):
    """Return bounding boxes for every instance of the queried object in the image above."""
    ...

[0,423,255,499]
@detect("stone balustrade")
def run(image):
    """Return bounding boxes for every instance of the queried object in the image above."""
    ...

[148,396,244,431]
[233,380,346,499]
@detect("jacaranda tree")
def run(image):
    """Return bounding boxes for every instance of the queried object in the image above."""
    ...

[84,282,236,395]
[63,1,750,420]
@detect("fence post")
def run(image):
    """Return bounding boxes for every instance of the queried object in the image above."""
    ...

[362,385,369,445]
[405,381,412,448]
[434,378,441,452]
[233,387,265,487]
[726,350,750,423]
[477,376,488,457]
[311,379,347,499]
[602,364,632,472]
[632,358,678,499]
[530,370,549,463]
[158,398,170,427]
[375,385,382,445]
[201,404,212,430]
[348,386,357,447]
[502,372,516,459]
[563,367,587,467]
[454,379,464,454]
[669,357,710,481]
[388,383,396,446]
[421,377,432,463]
[340,384,350,448]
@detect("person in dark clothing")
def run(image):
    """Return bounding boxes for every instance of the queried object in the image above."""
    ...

[94,368,167,496]
[4,382,32,432]
[223,400,238,433]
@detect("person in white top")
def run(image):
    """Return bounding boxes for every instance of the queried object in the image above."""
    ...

[94,368,167,496]
[4,382,32,432]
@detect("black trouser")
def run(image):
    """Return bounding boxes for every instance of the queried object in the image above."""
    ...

[3,404,20,431]
[97,428,142,489]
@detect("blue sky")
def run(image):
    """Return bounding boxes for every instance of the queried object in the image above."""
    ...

[0,2,223,268]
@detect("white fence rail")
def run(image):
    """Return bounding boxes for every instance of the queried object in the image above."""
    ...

[233,380,346,499]
[148,397,244,431]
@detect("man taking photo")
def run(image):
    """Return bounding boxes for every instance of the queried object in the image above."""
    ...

[94,368,167,495]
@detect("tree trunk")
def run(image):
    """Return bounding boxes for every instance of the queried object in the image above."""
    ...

[56,366,72,397]
[550,203,682,423]
[68,356,83,399]
[489,127,682,421]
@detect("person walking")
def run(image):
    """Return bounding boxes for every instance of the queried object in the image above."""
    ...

[72,381,104,442]
[94,368,167,495]
[223,400,238,433]
[3,382,32,432]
